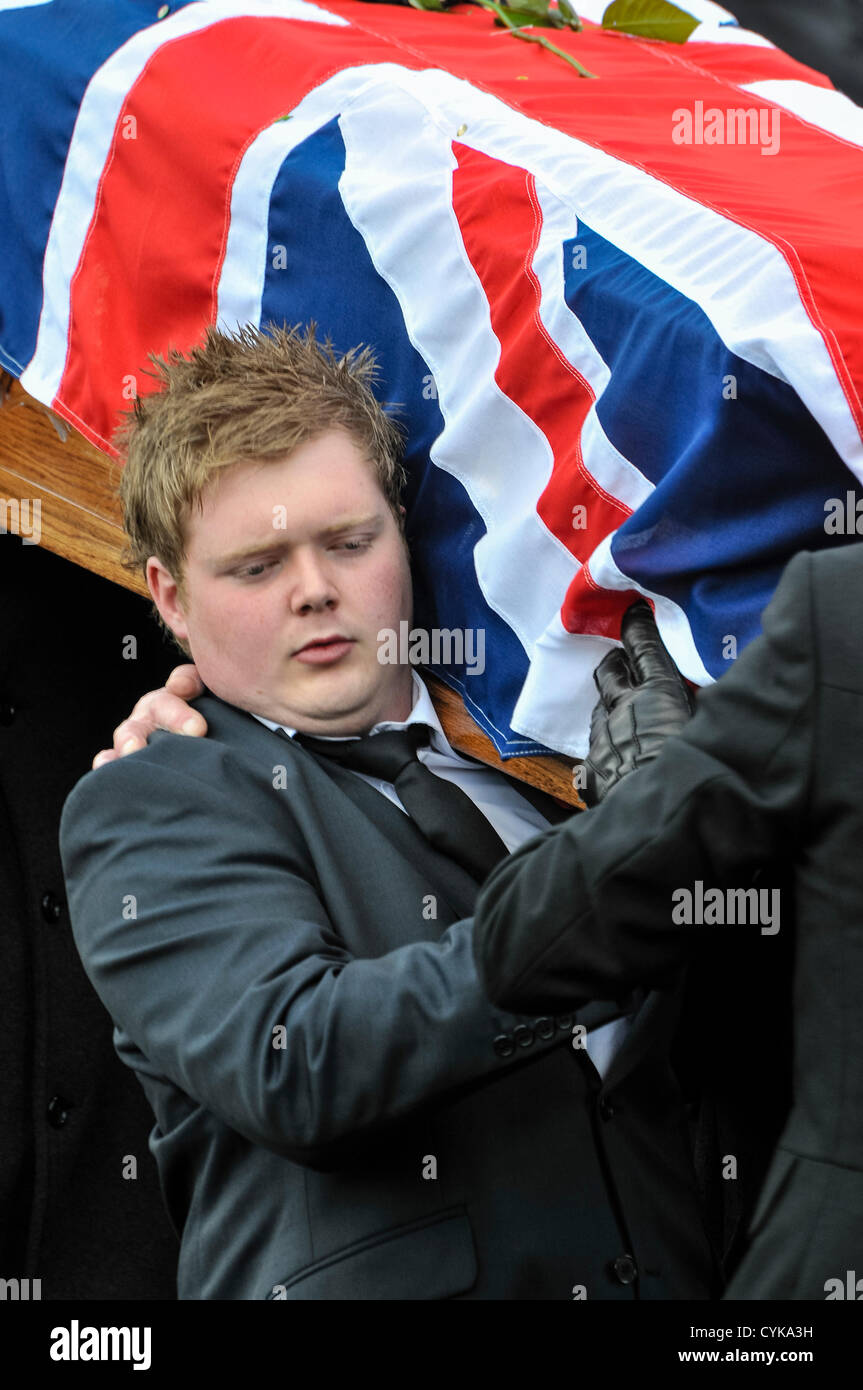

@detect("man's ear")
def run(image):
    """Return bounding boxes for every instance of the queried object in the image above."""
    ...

[146,557,190,645]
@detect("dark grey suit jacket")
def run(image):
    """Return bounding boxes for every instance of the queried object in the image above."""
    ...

[60,693,715,1300]
[474,545,863,1299]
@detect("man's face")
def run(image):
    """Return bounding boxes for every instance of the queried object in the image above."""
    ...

[147,429,415,734]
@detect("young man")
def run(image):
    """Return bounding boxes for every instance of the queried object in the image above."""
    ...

[61,323,715,1300]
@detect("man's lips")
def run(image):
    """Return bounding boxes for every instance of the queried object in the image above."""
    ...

[293,636,355,665]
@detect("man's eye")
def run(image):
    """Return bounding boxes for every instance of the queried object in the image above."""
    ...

[336,539,372,553]
[237,560,276,578]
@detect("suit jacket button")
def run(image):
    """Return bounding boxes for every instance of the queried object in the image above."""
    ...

[41,892,64,923]
[493,1033,515,1058]
[598,1096,616,1121]
[513,1023,534,1048]
[47,1095,71,1129]
[535,1016,555,1040]
[612,1254,638,1285]
[0,701,15,726]
[556,1013,574,1031]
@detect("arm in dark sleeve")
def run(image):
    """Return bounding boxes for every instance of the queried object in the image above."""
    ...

[60,750,558,1170]
[473,550,816,1013]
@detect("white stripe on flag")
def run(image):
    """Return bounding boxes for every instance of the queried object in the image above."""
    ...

[740,80,863,147]
[515,557,713,759]
[338,80,577,748]
[531,180,655,513]
[218,68,385,334]
[523,180,712,746]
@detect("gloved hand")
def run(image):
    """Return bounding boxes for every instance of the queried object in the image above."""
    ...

[582,600,695,807]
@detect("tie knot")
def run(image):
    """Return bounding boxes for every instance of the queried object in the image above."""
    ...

[296,723,432,782]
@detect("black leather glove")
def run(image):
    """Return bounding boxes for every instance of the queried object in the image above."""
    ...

[582,600,695,807]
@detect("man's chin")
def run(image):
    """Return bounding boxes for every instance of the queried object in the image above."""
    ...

[289,697,379,737]
[211,659,409,733]
[248,678,382,734]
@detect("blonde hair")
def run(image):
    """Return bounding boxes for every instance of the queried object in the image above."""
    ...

[117,322,407,628]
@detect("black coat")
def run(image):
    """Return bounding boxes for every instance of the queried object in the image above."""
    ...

[0,536,178,1298]
[61,687,718,1299]
[474,544,863,1299]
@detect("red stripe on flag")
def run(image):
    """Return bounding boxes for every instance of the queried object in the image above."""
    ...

[56,15,422,449]
[451,141,635,638]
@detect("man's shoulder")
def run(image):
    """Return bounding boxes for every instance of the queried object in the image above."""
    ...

[181,691,294,757]
[62,693,306,829]
[808,541,863,586]
[775,543,863,597]
[773,544,863,690]
[763,544,863,634]
[798,542,863,622]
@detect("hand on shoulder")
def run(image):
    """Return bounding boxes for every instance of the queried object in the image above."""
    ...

[92,664,208,768]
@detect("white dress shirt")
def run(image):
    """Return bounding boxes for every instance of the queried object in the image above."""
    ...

[253,671,631,1075]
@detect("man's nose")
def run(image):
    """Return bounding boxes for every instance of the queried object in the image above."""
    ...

[288,549,338,612]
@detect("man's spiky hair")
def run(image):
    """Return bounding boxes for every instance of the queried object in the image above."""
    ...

[117,321,407,596]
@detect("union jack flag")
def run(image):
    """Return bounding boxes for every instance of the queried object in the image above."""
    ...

[1,0,861,756]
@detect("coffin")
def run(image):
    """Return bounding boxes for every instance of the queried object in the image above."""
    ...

[2,0,862,807]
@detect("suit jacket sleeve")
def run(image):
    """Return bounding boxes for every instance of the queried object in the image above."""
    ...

[473,549,817,1013]
[60,746,555,1170]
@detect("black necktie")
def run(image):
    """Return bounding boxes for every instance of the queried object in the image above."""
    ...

[290,724,511,883]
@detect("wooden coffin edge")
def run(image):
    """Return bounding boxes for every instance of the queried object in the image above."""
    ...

[0,374,584,808]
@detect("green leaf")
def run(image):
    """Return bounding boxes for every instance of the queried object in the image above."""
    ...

[494,6,552,26]
[557,0,583,29]
[492,0,581,27]
[601,0,699,43]
[408,0,448,10]
[507,0,553,15]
